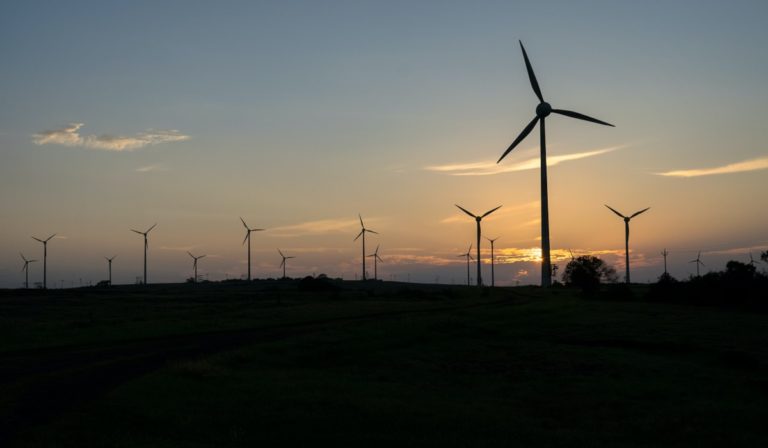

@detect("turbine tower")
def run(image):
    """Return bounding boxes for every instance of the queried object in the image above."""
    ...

[20,253,37,289]
[105,255,117,286]
[278,249,295,279]
[498,41,614,287]
[354,214,378,281]
[458,244,473,286]
[661,249,669,275]
[240,217,265,281]
[455,205,502,287]
[486,237,499,287]
[31,234,55,289]
[605,205,650,284]
[130,224,156,285]
[187,252,206,283]
[689,252,705,277]
[366,245,384,281]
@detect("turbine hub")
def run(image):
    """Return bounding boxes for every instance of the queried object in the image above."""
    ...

[536,102,552,118]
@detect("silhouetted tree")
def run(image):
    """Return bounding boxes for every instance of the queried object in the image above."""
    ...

[562,255,618,292]
[761,250,768,264]
[722,261,757,286]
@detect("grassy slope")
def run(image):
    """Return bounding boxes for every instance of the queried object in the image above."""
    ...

[3,285,768,447]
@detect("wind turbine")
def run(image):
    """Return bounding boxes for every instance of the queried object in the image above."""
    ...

[105,255,117,286]
[689,252,705,277]
[497,41,614,287]
[130,224,156,285]
[277,249,295,279]
[20,253,37,289]
[605,205,650,284]
[455,205,502,287]
[240,217,265,281]
[354,214,378,281]
[748,252,760,267]
[366,245,384,281]
[661,249,669,275]
[188,252,206,283]
[486,236,500,287]
[31,234,55,289]
[458,244,473,286]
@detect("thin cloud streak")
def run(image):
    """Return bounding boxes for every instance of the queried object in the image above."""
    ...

[136,165,168,173]
[425,145,624,176]
[269,218,361,237]
[655,156,768,177]
[33,123,189,151]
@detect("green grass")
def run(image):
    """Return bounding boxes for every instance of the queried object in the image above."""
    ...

[3,284,767,447]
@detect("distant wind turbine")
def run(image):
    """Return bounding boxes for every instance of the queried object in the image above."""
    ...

[455,205,502,287]
[105,255,117,286]
[130,224,156,285]
[240,217,265,281]
[605,205,650,284]
[458,244,473,286]
[497,41,614,287]
[188,252,206,283]
[354,214,378,281]
[661,249,669,275]
[31,234,55,289]
[486,236,500,287]
[689,252,705,277]
[748,252,760,267]
[366,245,384,281]
[277,249,295,279]
[20,253,37,289]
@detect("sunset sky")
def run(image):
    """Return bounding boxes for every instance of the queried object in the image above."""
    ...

[1,1,767,287]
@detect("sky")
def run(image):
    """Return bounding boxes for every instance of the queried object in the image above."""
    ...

[1,1,767,288]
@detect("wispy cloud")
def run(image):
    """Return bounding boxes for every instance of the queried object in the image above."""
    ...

[425,145,623,176]
[269,218,361,238]
[136,164,168,173]
[33,123,189,151]
[654,156,768,177]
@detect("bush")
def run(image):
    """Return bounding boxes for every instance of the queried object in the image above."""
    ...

[562,256,618,292]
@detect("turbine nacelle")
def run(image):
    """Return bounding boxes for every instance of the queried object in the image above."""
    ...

[536,102,552,118]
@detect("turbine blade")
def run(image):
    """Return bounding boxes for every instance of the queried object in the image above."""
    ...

[240,217,249,229]
[359,214,364,228]
[604,205,626,219]
[188,252,194,258]
[278,249,284,257]
[497,116,538,163]
[481,205,503,218]
[630,207,650,218]
[130,229,142,235]
[376,255,383,262]
[287,256,295,259]
[46,234,56,242]
[242,231,249,246]
[354,230,364,241]
[199,255,206,259]
[519,41,544,102]
[20,253,27,262]
[32,237,43,242]
[374,244,380,254]
[700,261,706,267]
[146,223,157,233]
[455,204,477,218]
[280,259,285,268]
[552,109,614,127]
[367,229,379,235]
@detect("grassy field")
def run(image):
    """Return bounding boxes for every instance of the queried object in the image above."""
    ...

[1,282,767,447]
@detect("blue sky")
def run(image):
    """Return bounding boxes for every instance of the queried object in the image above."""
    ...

[1,1,767,287]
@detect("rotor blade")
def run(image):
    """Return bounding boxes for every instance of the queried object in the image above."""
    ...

[376,255,383,262]
[519,40,544,102]
[280,259,285,268]
[366,229,379,235]
[240,217,249,229]
[188,252,194,258]
[32,237,43,242]
[467,243,473,253]
[130,229,143,235]
[46,234,57,242]
[199,255,206,259]
[481,205,503,218]
[354,230,364,241]
[287,256,295,259]
[242,231,249,246]
[374,244,380,255]
[604,205,626,219]
[630,207,650,218]
[497,116,538,163]
[359,214,364,228]
[145,223,157,233]
[699,261,706,267]
[552,109,614,127]
[455,204,477,219]
[20,253,27,262]
[278,249,284,257]
[252,228,265,232]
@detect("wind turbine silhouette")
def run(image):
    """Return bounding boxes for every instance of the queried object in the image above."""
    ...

[20,253,37,289]
[497,41,614,287]
[486,236,499,287]
[354,215,378,281]
[366,245,384,281]
[31,234,55,289]
[689,252,705,277]
[277,249,295,279]
[455,205,502,287]
[661,249,669,275]
[240,217,264,281]
[188,252,206,283]
[748,252,760,267]
[130,224,156,285]
[105,255,117,286]
[605,205,650,284]
[458,244,473,286]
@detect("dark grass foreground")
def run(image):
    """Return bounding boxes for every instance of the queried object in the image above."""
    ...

[1,282,766,447]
